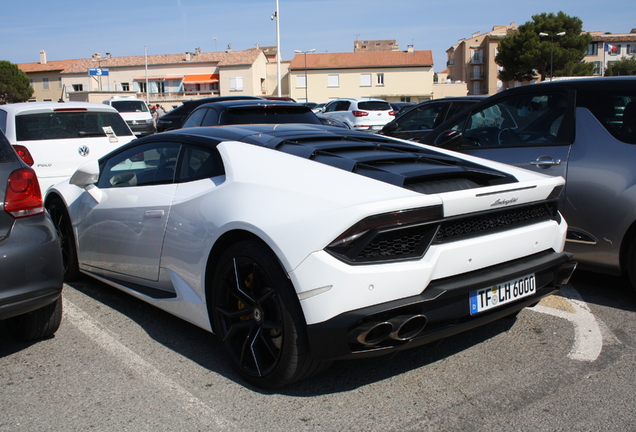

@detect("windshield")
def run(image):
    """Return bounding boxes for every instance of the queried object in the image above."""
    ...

[15,111,133,141]
[110,100,149,113]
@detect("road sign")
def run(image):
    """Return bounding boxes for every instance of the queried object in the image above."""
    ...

[88,68,109,76]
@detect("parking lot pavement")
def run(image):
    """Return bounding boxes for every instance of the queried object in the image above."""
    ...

[1,271,635,431]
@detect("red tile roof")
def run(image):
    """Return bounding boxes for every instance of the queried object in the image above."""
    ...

[289,50,433,70]
[17,59,79,73]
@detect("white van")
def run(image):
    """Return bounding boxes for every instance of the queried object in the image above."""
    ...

[103,96,155,137]
[0,102,136,192]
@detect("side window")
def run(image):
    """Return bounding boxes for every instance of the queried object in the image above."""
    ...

[577,91,636,144]
[200,108,219,126]
[98,142,181,188]
[396,103,444,131]
[335,101,350,111]
[177,145,224,183]
[0,110,7,134]
[182,108,208,128]
[458,91,569,148]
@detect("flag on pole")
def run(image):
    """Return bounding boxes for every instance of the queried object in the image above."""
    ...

[605,43,618,53]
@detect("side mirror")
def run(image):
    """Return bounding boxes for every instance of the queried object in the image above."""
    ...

[70,159,100,187]
[433,130,462,147]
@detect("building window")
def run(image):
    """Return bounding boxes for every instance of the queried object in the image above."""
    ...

[42,78,50,90]
[470,49,483,63]
[400,97,411,102]
[587,42,599,56]
[628,45,634,54]
[230,77,243,91]
[58,77,63,89]
[72,84,83,92]
[211,82,219,91]
[328,74,339,87]
[593,61,602,75]
[157,81,165,93]
[29,78,34,88]
[121,82,130,91]
[296,75,306,88]
[377,73,384,86]
[360,73,371,87]
[139,82,147,93]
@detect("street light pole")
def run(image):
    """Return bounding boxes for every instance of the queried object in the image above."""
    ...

[539,31,566,81]
[294,49,315,102]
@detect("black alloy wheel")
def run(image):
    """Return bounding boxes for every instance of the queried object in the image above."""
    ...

[210,240,325,388]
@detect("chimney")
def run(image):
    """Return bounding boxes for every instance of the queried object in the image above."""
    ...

[39,50,47,64]
[185,52,191,61]
[105,53,111,59]
[226,43,232,53]
[407,45,414,53]
[195,47,201,55]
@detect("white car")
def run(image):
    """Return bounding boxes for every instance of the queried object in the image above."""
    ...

[45,124,575,388]
[320,98,396,131]
[0,102,136,192]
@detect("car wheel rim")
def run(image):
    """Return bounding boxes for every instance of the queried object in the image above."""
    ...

[215,256,284,378]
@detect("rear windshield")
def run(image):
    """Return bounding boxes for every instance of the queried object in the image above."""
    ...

[223,106,321,125]
[110,100,149,113]
[577,89,636,144]
[15,111,133,141]
[358,101,392,111]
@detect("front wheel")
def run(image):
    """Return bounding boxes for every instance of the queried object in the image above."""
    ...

[47,197,81,281]
[209,240,327,388]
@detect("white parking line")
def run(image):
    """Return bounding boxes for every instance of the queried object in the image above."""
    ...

[530,285,614,362]
[63,298,236,430]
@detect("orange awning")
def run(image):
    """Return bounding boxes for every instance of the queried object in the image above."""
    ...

[183,74,219,84]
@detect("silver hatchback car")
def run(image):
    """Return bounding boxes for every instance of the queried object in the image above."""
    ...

[423,77,636,287]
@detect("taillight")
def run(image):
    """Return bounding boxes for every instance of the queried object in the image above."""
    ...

[4,168,44,218]
[352,110,369,117]
[389,110,397,116]
[12,145,34,166]
[325,205,443,263]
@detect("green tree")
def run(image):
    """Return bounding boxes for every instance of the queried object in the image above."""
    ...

[605,56,636,76]
[495,11,594,82]
[0,61,33,103]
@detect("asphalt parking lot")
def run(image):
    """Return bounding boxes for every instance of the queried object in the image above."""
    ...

[1,270,635,431]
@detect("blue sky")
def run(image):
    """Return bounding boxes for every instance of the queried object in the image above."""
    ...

[2,0,634,72]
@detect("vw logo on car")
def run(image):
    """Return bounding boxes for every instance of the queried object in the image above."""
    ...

[78,145,90,157]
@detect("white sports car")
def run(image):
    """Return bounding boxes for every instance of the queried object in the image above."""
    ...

[45,124,575,388]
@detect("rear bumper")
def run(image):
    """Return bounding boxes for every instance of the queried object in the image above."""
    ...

[306,250,575,361]
[0,214,64,320]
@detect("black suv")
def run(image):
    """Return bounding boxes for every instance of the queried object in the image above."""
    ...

[381,96,487,141]
[156,96,264,132]
[181,99,323,128]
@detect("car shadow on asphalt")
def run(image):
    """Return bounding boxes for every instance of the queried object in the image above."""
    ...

[42,277,520,396]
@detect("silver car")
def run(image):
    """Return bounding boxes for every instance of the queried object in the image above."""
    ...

[423,77,636,287]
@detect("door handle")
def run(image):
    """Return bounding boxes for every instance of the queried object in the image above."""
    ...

[530,157,561,167]
[144,210,164,219]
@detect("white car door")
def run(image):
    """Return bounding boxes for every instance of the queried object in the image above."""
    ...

[76,141,180,281]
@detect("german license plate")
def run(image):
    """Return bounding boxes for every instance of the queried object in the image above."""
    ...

[469,273,536,315]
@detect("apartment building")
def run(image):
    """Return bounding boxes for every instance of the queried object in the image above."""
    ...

[17,51,78,102]
[445,23,517,96]
[585,29,636,75]
[288,48,436,104]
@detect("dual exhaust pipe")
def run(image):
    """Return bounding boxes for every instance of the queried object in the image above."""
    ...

[350,314,428,346]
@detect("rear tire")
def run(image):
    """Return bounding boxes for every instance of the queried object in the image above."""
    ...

[47,197,81,281]
[210,240,327,388]
[7,296,62,341]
